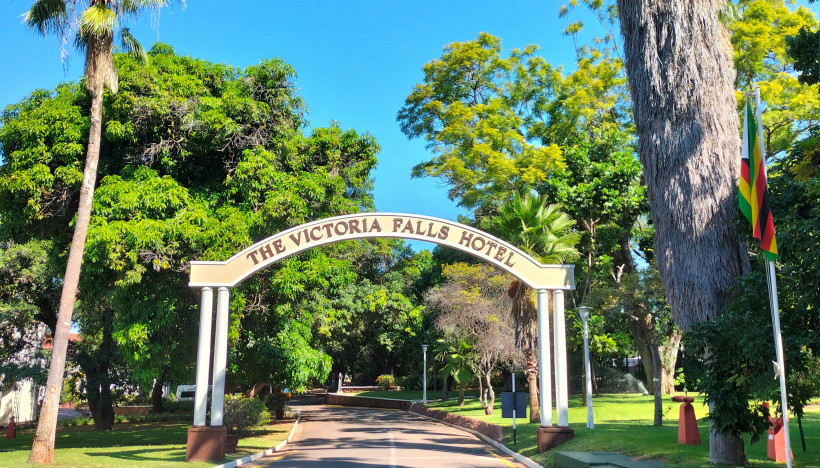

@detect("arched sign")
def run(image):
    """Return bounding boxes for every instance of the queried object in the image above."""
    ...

[189,212,574,290]
[185,212,575,461]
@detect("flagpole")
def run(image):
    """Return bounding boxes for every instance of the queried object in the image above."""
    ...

[754,87,792,467]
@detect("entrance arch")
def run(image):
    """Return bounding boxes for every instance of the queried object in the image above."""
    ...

[186,213,575,461]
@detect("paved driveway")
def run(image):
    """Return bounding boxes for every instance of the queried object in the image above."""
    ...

[249,404,524,467]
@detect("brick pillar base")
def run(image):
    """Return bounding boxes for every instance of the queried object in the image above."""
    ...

[537,426,575,452]
[186,426,226,462]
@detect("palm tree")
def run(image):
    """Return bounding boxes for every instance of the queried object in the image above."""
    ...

[24,1,175,463]
[483,191,580,423]
[616,1,749,464]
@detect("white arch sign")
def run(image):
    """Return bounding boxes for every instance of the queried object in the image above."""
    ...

[189,212,574,290]
[185,212,574,461]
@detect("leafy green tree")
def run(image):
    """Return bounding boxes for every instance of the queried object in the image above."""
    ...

[397,33,565,215]
[482,192,579,422]
[588,265,681,425]
[732,0,819,157]
[0,44,381,435]
[23,0,177,460]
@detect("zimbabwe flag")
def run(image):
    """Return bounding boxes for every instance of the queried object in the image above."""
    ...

[739,100,778,260]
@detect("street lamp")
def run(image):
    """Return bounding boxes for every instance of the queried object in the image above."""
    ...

[421,344,428,404]
[578,306,594,429]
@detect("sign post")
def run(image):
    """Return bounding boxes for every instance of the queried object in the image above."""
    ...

[501,373,526,445]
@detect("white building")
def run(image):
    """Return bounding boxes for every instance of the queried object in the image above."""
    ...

[0,379,41,425]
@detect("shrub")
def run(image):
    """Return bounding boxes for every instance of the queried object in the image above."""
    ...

[376,374,395,391]
[163,400,195,414]
[223,394,269,435]
[396,374,421,390]
[265,391,292,420]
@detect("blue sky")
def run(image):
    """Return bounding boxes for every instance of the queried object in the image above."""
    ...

[0,1,601,224]
[1,1,818,243]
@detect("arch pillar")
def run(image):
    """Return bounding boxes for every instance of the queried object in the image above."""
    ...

[210,287,231,426]
[536,288,575,452]
[553,289,569,427]
[536,289,552,427]
[193,287,213,427]
[186,286,231,462]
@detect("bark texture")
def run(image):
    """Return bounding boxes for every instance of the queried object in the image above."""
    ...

[616,0,749,463]
[509,281,541,423]
[28,33,113,463]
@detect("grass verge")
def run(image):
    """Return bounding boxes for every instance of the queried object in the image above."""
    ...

[358,390,820,467]
[0,419,293,467]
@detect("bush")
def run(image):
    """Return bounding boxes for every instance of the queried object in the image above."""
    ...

[163,400,195,414]
[376,374,395,391]
[265,391,291,420]
[223,394,269,435]
[395,375,420,390]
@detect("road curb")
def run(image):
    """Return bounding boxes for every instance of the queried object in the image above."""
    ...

[211,412,301,468]
[409,409,544,468]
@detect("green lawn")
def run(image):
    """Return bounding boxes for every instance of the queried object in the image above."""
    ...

[357,390,820,467]
[0,420,292,468]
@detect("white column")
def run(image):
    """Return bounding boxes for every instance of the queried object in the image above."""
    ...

[553,289,569,427]
[536,289,553,427]
[210,287,230,427]
[193,287,213,427]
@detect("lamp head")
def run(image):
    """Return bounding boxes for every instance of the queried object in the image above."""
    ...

[578,306,591,322]
[421,344,428,351]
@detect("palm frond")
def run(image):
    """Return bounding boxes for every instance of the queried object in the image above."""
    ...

[79,3,117,38]
[483,191,580,265]
[120,27,148,63]
[119,0,180,19]
[24,0,68,36]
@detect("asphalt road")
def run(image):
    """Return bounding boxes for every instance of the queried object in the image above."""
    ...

[248,404,526,467]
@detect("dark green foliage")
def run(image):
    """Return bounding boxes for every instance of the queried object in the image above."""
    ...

[684,279,772,443]
[0,44,388,413]
[223,395,268,435]
[785,27,819,86]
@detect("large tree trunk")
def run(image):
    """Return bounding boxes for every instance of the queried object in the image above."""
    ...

[616,1,750,464]
[651,346,663,426]
[151,378,165,414]
[86,308,116,431]
[626,313,657,394]
[28,36,111,460]
[660,329,683,394]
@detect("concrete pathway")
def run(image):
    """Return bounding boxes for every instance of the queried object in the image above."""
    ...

[247,405,524,467]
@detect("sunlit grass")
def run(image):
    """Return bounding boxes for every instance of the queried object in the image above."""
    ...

[358,390,820,467]
[0,420,292,467]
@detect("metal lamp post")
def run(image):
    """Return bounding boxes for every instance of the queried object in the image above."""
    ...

[578,306,594,429]
[421,344,428,404]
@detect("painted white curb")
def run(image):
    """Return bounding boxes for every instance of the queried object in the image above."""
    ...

[211,412,301,468]
[409,408,544,468]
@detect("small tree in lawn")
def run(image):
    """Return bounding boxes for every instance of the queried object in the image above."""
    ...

[426,263,523,414]
[437,338,475,407]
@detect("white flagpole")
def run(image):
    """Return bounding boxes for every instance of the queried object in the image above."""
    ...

[754,87,792,467]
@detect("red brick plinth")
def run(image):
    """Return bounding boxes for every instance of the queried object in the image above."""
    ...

[537,426,575,452]
[186,426,226,462]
